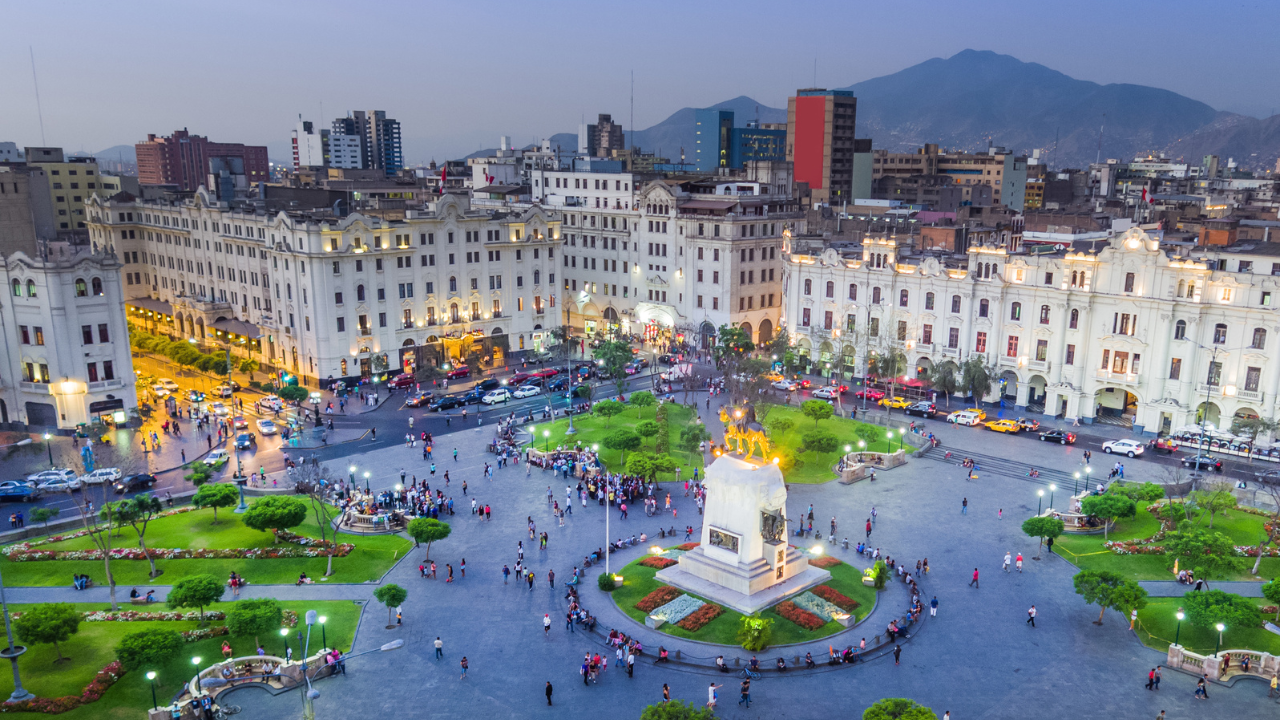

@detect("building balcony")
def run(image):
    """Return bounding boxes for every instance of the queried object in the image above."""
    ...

[1236,388,1262,402]
[357,327,372,338]
[1098,369,1141,385]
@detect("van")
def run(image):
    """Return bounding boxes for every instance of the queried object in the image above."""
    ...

[947,410,983,426]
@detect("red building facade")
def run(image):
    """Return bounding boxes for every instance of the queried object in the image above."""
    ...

[135,129,269,191]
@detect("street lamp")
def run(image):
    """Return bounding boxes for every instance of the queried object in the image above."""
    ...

[348,466,356,485]
[191,656,201,667]
[885,429,894,452]
[1049,483,1056,510]
[1174,611,1185,647]
[0,563,33,702]
[1037,489,1045,516]
[43,433,52,468]
[899,426,907,453]
[318,616,328,650]
[280,627,290,659]
[1214,622,1225,657]
[146,671,158,710]
[363,472,370,495]
[1073,472,1080,496]
[544,430,550,451]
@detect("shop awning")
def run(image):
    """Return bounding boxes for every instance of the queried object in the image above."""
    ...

[210,318,262,340]
[126,297,174,316]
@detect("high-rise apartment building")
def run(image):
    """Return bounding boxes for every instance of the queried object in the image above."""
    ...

[292,121,327,170]
[786,89,857,206]
[20,147,101,231]
[694,110,787,172]
[579,114,626,158]
[871,144,1028,212]
[134,129,269,191]
[332,111,402,175]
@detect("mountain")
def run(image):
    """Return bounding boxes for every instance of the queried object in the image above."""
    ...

[839,49,1226,168]
[76,144,137,171]
[1158,113,1280,171]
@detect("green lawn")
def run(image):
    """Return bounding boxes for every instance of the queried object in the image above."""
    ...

[0,599,361,720]
[1136,598,1280,656]
[1,502,413,587]
[758,404,894,484]
[1055,506,1280,581]
[529,402,705,482]
[610,551,876,647]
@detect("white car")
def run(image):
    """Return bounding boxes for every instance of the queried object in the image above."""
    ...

[209,402,231,417]
[512,385,541,399]
[158,378,179,392]
[151,385,171,398]
[811,387,839,400]
[261,395,284,411]
[79,468,122,485]
[947,410,984,426]
[256,419,279,435]
[27,468,76,484]
[204,449,230,466]
[37,476,81,492]
[213,385,235,398]
[481,389,511,405]
[1102,439,1145,458]
[772,380,798,391]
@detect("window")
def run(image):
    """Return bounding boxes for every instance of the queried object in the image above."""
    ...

[1264,291,1272,307]
[26,280,36,298]
[1177,279,1186,298]
[33,327,44,345]
[1124,272,1135,293]
[1174,319,1186,340]
[1100,349,1110,370]
[1065,344,1075,365]
[103,360,114,381]
[922,324,933,345]
[91,278,103,296]
[824,311,833,330]
[802,279,812,295]
[449,277,457,292]
[1245,366,1262,392]
[978,299,989,317]
[947,327,959,348]
[10,279,18,297]
[868,318,879,337]
[826,281,834,299]
[334,291,343,305]
[975,331,987,353]
[87,362,98,382]
[1169,357,1181,380]
[801,308,811,327]
[950,295,961,313]
[1006,335,1019,357]
[896,321,907,341]
[847,284,857,301]
[82,325,94,344]
[1112,351,1129,374]
[1252,327,1267,349]
[356,285,365,302]
[1044,272,1054,286]
[75,278,87,297]
[846,314,856,332]
[1069,309,1079,329]
[98,324,109,343]
[899,290,909,307]
[1221,288,1234,303]
[925,292,934,310]
[336,317,346,332]
[872,287,881,304]
[1206,360,1222,386]
[1010,302,1021,321]
[1038,305,1050,324]
[1213,323,1227,344]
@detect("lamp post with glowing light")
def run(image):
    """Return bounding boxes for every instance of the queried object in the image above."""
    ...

[318,616,328,650]
[146,671,158,710]
[349,466,356,486]
[43,433,52,468]
[1174,610,1185,646]
[1214,623,1225,657]
[1073,471,1080,497]
[363,472,370,495]
[1049,483,1056,510]
[280,627,290,658]
[544,430,550,451]
[1037,489,1044,516]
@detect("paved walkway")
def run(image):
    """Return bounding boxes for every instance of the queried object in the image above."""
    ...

[1140,580,1266,598]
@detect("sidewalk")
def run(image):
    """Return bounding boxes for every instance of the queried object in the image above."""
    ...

[4,582,376,605]
[1139,580,1266,598]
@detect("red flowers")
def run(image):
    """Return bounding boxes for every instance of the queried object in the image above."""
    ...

[635,586,682,612]
[775,601,825,630]
[675,543,700,551]
[639,556,677,569]
[811,585,859,612]
[676,603,722,631]
[0,661,124,714]
[809,555,842,569]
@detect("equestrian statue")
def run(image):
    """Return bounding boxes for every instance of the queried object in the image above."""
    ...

[719,402,770,460]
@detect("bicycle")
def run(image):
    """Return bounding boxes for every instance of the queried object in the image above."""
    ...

[213,704,241,720]
[737,668,761,680]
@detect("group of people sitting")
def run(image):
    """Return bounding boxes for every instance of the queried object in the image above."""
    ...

[71,574,93,590]
[127,587,157,602]
[1176,569,1206,590]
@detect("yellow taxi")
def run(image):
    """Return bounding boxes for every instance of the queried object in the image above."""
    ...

[878,396,911,409]
[764,372,784,382]
[984,419,1021,433]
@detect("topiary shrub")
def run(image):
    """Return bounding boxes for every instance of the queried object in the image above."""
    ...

[597,573,618,592]
[736,615,773,651]
[872,560,888,590]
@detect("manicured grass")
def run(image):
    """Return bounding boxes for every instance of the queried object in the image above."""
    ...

[758,404,893,484]
[0,599,361,720]
[0,502,413,587]
[1055,506,1280,581]
[610,550,875,647]
[1136,598,1280,656]
[529,403,705,482]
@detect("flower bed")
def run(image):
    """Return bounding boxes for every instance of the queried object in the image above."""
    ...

[676,603,723,631]
[811,585,859,612]
[650,595,704,625]
[635,586,682,613]
[1103,541,1166,555]
[10,610,226,622]
[5,541,355,562]
[182,626,231,642]
[0,507,198,553]
[791,592,845,623]
[639,556,678,569]
[282,609,299,628]
[675,543,700,551]
[810,555,843,569]
[0,661,123,715]
[775,600,825,630]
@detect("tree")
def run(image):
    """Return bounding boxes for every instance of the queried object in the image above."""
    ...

[593,399,626,427]
[29,507,60,528]
[406,517,452,560]
[603,430,642,464]
[116,627,184,671]
[928,362,960,407]
[1022,516,1065,556]
[640,700,715,720]
[629,391,657,418]
[635,420,662,448]
[1182,589,1262,631]
[1163,520,1245,580]
[862,698,938,720]
[1262,578,1280,621]
[373,584,408,627]
[242,496,309,543]
[278,385,309,403]
[290,458,340,576]
[801,430,838,454]
[1080,494,1136,540]
[800,400,833,427]
[110,494,165,578]
[464,351,485,381]
[625,452,678,482]
[226,598,282,649]
[238,358,260,382]
[165,574,224,624]
[1188,485,1237,529]
[592,340,633,387]
[766,417,794,436]
[64,442,141,610]
[1230,415,1279,461]
[192,483,239,524]
[736,615,773,651]
[13,603,81,663]
[679,424,711,464]
[960,357,993,406]
[867,348,908,413]
[1072,570,1148,625]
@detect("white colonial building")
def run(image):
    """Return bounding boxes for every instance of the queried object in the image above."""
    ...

[781,227,1280,435]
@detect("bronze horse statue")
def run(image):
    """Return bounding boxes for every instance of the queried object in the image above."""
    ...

[719,402,770,460]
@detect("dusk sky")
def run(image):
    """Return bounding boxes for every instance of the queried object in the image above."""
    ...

[2,0,1278,163]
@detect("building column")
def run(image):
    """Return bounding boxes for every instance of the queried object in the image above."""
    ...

[1015,380,1031,409]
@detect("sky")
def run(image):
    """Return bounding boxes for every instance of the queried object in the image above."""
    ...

[2,0,1278,164]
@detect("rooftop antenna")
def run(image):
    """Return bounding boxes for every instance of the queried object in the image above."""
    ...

[630,70,634,153]
[29,47,47,146]
[1096,114,1106,165]
[813,57,817,87]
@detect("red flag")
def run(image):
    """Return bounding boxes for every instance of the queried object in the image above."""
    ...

[439,166,447,195]
[1141,187,1150,204]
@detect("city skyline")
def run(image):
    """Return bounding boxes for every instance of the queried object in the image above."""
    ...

[1,0,1279,163]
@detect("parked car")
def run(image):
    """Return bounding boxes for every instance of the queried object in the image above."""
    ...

[1153,437,1179,454]
[947,410,984,426]
[151,385,171,398]
[406,393,435,408]
[204,449,230,466]
[772,380,798,391]
[187,390,207,403]
[513,385,541,399]
[428,396,465,412]
[1016,418,1041,432]
[563,383,591,399]
[256,419,279,435]
[623,364,640,376]
[475,378,502,393]
[904,402,937,418]
[213,385,235,398]
[27,468,76,484]
[1039,429,1077,445]
[460,389,487,405]
[114,474,157,493]
[985,419,1021,433]
[80,468,122,485]
[854,388,886,401]
[811,387,839,400]
[879,396,911,410]
[209,402,231,417]
[1182,454,1224,472]
[959,407,988,421]
[764,372,784,382]
[36,476,81,492]
[260,395,284,411]
[234,433,257,450]
[532,369,559,379]
[1102,439,1145,457]
[481,389,512,405]
[547,377,571,392]
[388,373,416,390]
[509,372,534,385]
[446,367,471,380]
[158,378,179,392]
[658,354,677,365]
[0,485,39,502]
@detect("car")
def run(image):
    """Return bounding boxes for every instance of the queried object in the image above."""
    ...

[158,378,179,392]
[1102,439,1145,458]
[150,385,171,398]
[879,396,911,409]
[36,476,81,492]
[1015,418,1040,431]
[234,433,256,450]
[563,383,590,399]
[904,402,937,418]
[513,385,541,399]
[547,377,571,392]
[460,389,487,405]
[114,474,157,493]
[1039,430,1077,445]
[428,396,466,412]
[1183,454,1224,472]
[475,378,502,393]
[623,364,639,376]
[260,395,284,411]
[811,387,840,400]
[509,372,534,385]
[0,485,39,502]
[187,390,207,403]
[209,402,230,417]
[80,468,122,485]
[631,358,650,370]
[521,376,545,388]
[405,392,435,408]
[532,369,559,379]
[212,385,235,398]
[1255,468,1280,483]
[764,372,784,382]
[658,354,677,365]
[947,410,984,426]
[27,468,76,484]
[854,388,886,401]
[226,381,242,392]
[772,380,798,391]
[985,419,1021,433]
[959,407,988,421]
[231,415,249,430]
[794,378,813,389]
[388,373,416,390]
[446,367,471,380]
[0,481,34,493]
[1153,437,1179,454]
[256,419,279,435]
[204,449,230,466]
[526,350,554,363]
[481,389,512,405]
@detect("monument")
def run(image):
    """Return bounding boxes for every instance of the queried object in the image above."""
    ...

[654,454,831,614]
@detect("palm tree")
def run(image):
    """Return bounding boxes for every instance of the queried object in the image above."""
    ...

[960,357,993,407]
[867,348,908,414]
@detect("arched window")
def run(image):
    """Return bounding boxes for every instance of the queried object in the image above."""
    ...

[26,280,36,298]
[979,299,989,317]
[356,284,365,302]
[872,287,882,304]
[449,277,457,293]
[925,292,935,310]
[1039,305,1050,324]
[950,295,961,313]
[1174,319,1186,340]
[848,284,857,301]
[1069,309,1079,329]
[1010,302,1021,321]
[450,303,460,323]
[11,279,21,297]
[91,277,103,296]
[1213,323,1227,344]
[991,264,999,279]
[1252,327,1267,349]
[1071,271,1079,287]
[825,281,834,298]
[803,279,812,295]
[1177,279,1186,298]
[74,278,88,297]
[899,290,909,307]
[1187,282,1196,299]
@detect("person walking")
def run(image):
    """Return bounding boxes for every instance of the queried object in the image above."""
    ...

[930,596,938,617]
[545,681,553,706]
[1154,665,1162,690]
[962,497,968,514]
[460,657,468,679]
[1026,605,1037,627]
[893,644,902,665]
[435,637,443,659]
[1269,673,1278,697]
[662,683,671,703]
[969,568,980,588]
[707,683,721,710]
[1003,552,1012,572]
[548,569,555,587]
[738,679,751,707]
[543,614,551,636]
[1016,553,1024,573]
[1146,668,1156,690]
[865,519,872,539]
